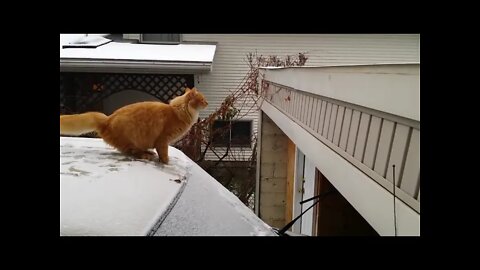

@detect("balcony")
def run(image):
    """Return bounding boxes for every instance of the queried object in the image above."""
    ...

[259,63,420,215]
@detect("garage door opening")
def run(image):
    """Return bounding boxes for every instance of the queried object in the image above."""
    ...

[312,170,379,236]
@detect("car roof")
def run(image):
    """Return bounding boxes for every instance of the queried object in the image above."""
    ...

[60,137,276,236]
[152,153,276,236]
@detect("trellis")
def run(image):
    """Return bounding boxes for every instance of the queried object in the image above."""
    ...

[60,72,194,114]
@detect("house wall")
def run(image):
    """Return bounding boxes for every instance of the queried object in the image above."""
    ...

[258,112,288,228]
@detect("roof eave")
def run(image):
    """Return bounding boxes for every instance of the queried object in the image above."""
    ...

[60,59,212,74]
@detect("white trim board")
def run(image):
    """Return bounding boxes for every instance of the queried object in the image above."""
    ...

[261,64,420,122]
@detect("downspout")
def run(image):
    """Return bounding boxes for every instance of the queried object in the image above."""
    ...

[254,110,263,216]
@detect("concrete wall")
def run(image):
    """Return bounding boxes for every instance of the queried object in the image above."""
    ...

[258,112,288,228]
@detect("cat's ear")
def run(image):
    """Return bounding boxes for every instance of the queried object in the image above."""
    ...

[191,87,198,93]
[185,89,195,100]
[184,87,191,93]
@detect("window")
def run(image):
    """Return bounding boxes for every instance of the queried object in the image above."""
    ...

[141,34,181,44]
[211,120,252,147]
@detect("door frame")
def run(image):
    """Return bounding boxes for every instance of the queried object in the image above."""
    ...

[292,148,305,234]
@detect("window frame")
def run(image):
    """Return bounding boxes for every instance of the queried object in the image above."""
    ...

[211,120,253,148]
[140,34,182,44]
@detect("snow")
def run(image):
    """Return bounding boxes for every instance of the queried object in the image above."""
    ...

[153,155,277,236]
[62,35,112,48]
[60,34,110,47]
[60,137,190,236]
[60,136,277,236]
[60,34,216,63]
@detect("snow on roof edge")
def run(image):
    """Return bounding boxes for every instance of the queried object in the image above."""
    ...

[60,35,217,63]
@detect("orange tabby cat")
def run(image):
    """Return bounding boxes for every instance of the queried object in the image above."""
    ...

[60,87,208,164]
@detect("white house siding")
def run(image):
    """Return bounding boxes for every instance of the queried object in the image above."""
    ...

[182,34,419,160]
[124,34,420,160]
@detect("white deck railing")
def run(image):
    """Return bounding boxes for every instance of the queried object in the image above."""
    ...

[259,64,420,213]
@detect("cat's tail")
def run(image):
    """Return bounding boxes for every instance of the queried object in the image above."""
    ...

[60,112,108,136]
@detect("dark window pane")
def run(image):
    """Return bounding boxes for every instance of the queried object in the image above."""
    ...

[212,120,230,146]
[211,120,252,147]
[231,121,251,147]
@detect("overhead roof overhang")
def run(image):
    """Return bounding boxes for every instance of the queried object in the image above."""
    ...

[60,34,216,74]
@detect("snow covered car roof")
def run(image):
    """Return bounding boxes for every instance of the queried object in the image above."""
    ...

[60,137,276,236]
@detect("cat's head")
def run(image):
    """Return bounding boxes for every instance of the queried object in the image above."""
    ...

[185,87,208,110]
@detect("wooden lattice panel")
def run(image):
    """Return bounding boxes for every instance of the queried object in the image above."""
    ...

[60,72,194,113]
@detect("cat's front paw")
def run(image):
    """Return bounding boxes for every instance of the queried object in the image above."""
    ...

[139,151,156,161]
[159,155,169,164]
